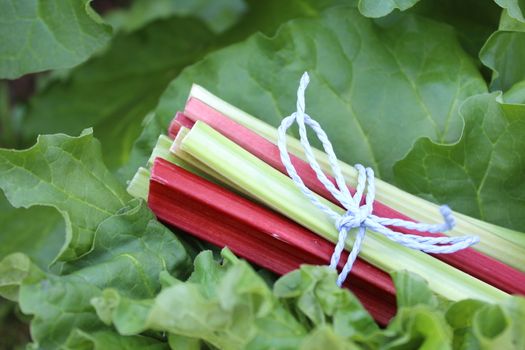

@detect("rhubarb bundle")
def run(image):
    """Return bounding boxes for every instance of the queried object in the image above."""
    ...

[127,79,525,332]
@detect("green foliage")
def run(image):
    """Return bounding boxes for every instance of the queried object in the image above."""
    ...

[358,0,419,18]
[0,198,190,348]
[131,7,486,181]
[21,18,216,171]
[0,130,130,261]
[394,92,525,231]
[2,0,525,348]
[0,0,112,79]
[480,11,525,91]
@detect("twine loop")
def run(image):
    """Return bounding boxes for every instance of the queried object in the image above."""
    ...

[277,72,479,287]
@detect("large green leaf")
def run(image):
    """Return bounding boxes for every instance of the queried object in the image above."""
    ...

[130,6,486,180]
[0,0,111,79]
[21,18,216,171]
[0,130,130,261]
[394,92,525,231]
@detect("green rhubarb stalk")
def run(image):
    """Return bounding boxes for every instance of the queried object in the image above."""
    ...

[128,167,150,200]
[170,128,246,194]
[188,84,525,270]
[179,121,509,303]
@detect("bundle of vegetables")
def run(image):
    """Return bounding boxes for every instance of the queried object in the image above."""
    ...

[124,79,525,345]
[3,1,525,349]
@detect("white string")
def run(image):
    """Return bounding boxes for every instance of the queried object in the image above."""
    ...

[277,72,479,287]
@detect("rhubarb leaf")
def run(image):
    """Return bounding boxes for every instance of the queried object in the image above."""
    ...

[357,0,419,18]
[394,92,525,231]
[410,0,500,59]
[504,80,525,103]
[21,18,215,171]
[0,192,64,269]
[106,0,247,33]
[0,0,112,79]
[0,129,130,261]
[480,11,525,91]
[494,0,525,22]
[139,6,486,180]
[5,199,190,349]
[24,0,339,173]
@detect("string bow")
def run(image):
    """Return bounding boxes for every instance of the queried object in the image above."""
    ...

[277,72,479,286]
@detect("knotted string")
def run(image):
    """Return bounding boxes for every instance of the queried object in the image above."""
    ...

[277,72,480,287]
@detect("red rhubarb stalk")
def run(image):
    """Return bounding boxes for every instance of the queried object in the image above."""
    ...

[149,157,396,324]
[168,112,194,138]
[174,97,525,295]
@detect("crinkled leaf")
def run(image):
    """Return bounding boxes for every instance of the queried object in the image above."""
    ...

[300,326,358,350]
[446,297,525,349]
[132,6,486,181]
[446,299,487,349]
[22,18,215,171]
[391,270,438,309]
[358,0,419,18]
[394,92,525,231]
[0,0,112,79]
[93,249,308,350]
[0,252,44,301]
[9,200,189,349]
[0,130,129,261]
[383,305,452,349]
[274,265,378,342]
